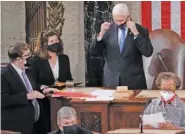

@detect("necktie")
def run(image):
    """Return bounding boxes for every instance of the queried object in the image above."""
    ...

[22,70,40,122]
[119,27,126,52]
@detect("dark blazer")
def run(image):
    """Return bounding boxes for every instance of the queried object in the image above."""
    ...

[30,54,73,134]
[1,64,35,134]
[48,127,93,134]
[90,23,153,89]
[31,54,73,87]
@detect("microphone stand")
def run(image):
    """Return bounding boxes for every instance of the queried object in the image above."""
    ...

[140,112,144,133]
[157,53,169,72]
[140,99,152,133]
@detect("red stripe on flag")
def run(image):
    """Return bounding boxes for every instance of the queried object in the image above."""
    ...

[161,1,171,29]
[181,1,185,42]
[141,1,152,31]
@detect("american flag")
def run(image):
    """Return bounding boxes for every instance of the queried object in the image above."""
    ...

[141,1,185,41]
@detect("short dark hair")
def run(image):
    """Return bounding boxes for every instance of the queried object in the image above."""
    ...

[8,42,29,62]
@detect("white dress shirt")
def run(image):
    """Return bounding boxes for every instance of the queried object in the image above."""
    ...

[11,63,27,87]
[49,56,59,81]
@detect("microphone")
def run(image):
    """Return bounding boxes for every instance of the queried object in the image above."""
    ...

[156,52,169,72]
[140,98,152,133]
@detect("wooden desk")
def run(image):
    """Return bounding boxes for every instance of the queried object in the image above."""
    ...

[50,88,185,134]
[106,128,185,134]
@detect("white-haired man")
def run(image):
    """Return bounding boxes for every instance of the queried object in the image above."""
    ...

[48,106,93,134]
[90,3,153,89]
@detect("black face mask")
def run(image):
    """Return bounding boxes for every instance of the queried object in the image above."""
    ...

[47,43,61,53]
[117,22,126,29]
[24,56,32,68]
[63,124,78,134]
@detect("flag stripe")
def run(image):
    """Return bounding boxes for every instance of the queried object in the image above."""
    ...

[152,1,161,30]
[141,1,152,31]
[181,1,185,41]
[161,1,171,29]
[171,1,181,36]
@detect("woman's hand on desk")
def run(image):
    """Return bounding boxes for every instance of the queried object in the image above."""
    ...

[43,88,59,94]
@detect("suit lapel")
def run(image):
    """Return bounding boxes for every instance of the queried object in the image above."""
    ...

[58,55,62,80]
[8,64,27,91]
[121,28,133,55]
[26,69,35,90]
[112,24,120,54]
[45,59,55,82]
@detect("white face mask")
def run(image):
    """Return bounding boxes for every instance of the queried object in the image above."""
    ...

[160,91,175,102]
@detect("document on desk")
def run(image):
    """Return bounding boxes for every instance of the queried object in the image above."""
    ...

[85,89,115,101]
[143,112,166,128]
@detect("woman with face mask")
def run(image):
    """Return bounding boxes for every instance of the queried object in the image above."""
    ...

[143,72,185,130]
[31,30,73,134]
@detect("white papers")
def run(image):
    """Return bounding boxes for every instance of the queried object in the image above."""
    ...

[143,112,166,128]
[85,89,115,101]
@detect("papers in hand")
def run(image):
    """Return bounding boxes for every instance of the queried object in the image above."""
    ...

[85,89,115,101]
[143,112,166,128]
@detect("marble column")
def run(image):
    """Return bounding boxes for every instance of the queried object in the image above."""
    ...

[84,1,113,86]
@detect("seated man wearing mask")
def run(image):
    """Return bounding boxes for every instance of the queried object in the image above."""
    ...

[144,72,185,129]
[48,106,93,134]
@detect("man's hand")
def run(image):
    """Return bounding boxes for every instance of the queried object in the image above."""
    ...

[43,88,59,94]
[158,122,179,129]
[27,90,45,100]
[99,22,112,38]
[126,18,139,36]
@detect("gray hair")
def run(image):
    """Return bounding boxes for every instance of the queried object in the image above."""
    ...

[112,3,130,16]
[57,106,77,121]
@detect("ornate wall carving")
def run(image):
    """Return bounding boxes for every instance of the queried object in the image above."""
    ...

[47,1,65,36]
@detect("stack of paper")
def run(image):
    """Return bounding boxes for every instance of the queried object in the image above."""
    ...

[85,89,115,101]
[142,112,166,128]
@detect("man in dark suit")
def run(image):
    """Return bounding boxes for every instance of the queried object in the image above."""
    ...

[48,107,92,134]
[90,3,153,89]
[1,43,45,134]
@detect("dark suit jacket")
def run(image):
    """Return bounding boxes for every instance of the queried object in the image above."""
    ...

[30,54,73,134]
[31,54,73,87]
[48,127,93,134]
[1,64,35,133]
[90,23,153,89]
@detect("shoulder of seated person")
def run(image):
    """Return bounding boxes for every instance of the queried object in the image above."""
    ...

[78,127,93,134]
[47,130,59,134]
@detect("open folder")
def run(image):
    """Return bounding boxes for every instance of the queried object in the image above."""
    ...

[49,81,86,89]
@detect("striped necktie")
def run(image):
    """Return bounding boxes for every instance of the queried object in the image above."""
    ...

[22,70,40,122]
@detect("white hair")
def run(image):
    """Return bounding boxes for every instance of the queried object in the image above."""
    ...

[57,106,77,121]
[112,3,130,16]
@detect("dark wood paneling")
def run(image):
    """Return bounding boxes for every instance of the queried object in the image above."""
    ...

[25,1,46,51]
